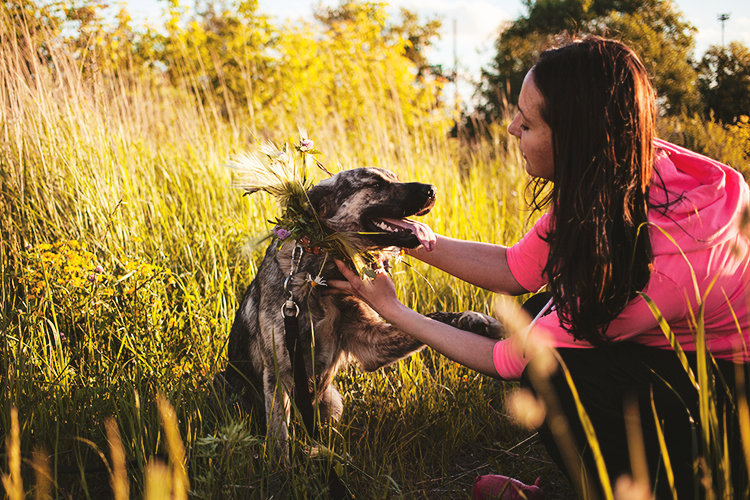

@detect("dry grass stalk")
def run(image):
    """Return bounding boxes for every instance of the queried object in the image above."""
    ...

[156,393,189,500]
[144,459,172,500]
[106,418,130,500]
[1,408,23,500]
[31,449,51,500]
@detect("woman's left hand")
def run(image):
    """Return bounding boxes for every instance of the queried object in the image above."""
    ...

[326,260,403,319]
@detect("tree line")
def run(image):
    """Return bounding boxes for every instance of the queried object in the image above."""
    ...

[478,0,750,126]
[2,0,748,164]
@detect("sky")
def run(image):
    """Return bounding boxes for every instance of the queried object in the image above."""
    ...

[122,0,750,105]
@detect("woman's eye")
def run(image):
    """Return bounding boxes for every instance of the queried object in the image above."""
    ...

[520,124,530,131]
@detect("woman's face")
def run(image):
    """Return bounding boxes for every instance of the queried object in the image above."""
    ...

[508,70,554,180]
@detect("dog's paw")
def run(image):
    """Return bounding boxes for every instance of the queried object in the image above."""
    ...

[425,311,458,324]
[455,311,503,339]
[427,311,504,339]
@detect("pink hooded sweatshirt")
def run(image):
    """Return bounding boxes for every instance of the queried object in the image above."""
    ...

[494,139,750,380]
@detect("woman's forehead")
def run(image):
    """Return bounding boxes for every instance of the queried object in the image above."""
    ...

[518,71,545,121]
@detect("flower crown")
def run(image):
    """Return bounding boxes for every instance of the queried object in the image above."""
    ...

[227,130,402,278]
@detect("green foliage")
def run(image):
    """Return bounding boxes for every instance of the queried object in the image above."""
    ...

[658,114,750,174]
[0,1,545,497]
[2,0,748,497]
[599,1,699,114]
[156,0,277,119]
[698,42,750,124]
[275,1,449,138]
[380,7,444,78]
[480,0,700,119]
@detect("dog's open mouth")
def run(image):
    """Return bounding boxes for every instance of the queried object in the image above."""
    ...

[355,180,436,249]
[372,218,412,234]
[362,206,434,249]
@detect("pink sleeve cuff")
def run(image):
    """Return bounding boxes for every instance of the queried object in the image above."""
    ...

[506,213,552,293]
[492,339,528,380]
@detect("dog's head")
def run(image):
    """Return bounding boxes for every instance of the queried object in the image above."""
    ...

[306,167,436,249]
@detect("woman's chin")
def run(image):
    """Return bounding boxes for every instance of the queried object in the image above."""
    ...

[525,162,553,180]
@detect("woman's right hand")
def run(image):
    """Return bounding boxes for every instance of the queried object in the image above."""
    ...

[381,218,437,252]
[326,260,404,320]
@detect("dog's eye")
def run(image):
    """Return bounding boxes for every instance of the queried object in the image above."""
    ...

[371,179,387,188]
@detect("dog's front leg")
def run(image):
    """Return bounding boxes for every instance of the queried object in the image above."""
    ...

[340,298,425,372]
[263,367,291,464]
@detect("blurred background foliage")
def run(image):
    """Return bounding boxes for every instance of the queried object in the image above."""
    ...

[2,0,748,167]
[0,0,748,497]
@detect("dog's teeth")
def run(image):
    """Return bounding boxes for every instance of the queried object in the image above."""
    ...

[374,220,397,232]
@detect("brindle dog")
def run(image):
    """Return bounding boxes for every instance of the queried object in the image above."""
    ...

[217,167,502,457]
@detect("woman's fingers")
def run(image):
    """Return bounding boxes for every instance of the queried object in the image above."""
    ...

[328,259,401,317]
[409,219,437,251]
[328,260,363,295]
[325,279,353,294]
[334,259,358,280]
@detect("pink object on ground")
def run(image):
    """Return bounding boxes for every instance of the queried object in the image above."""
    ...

[472,475,545,500]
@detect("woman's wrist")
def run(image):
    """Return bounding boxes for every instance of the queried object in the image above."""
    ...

[376,299,412,325]
[405,244,430,259]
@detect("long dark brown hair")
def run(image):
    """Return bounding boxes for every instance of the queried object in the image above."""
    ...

[529,36,656,344]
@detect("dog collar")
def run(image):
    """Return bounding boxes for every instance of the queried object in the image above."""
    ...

[297,236,323,254]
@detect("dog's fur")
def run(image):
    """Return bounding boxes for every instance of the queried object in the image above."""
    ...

[217,167,502,455]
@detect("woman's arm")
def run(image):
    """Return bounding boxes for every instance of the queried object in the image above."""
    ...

[384,301,500,377]
[381,217,527,295]
[408,235,527,295]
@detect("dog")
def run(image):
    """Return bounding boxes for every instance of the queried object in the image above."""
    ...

[217,166,502,457]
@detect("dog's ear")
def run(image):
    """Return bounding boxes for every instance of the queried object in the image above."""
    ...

[306,183,335,219]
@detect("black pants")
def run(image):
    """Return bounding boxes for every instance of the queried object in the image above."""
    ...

[520,297,749,499]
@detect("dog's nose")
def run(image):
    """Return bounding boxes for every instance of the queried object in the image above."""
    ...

[422,184,436,200]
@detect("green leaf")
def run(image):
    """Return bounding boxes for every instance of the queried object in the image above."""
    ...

[362,267,377,279]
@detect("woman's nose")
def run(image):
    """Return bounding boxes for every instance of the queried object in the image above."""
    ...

[508,114,520,137]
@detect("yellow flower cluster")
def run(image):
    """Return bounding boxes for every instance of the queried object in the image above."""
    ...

[20,240,177,322]
[121,259,176,295]
[22,240,104,302]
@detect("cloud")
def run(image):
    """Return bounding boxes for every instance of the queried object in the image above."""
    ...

[733,16,750,44]
[392,0,513,39]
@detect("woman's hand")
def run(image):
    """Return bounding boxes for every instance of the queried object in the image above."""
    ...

[380,218,437,252]
[326,260,403,319]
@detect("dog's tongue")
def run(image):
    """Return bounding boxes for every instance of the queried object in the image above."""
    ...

[380,217,434,249]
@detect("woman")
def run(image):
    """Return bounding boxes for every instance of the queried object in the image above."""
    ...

[329,36,750,498]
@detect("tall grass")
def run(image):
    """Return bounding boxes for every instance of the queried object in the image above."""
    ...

[3,5,746,499]
[0,7,550,499]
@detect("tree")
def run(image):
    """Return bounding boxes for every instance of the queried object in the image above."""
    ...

[698,42,750,124]
[314,1,444,79]
[389,8,443,78]
[479,0,699,122]
[0,0,65,70]
[283,0,449,132]
[154,0,277,117]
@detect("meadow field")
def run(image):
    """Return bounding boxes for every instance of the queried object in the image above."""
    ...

[0,5,575,499]
[2,2,748,499]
